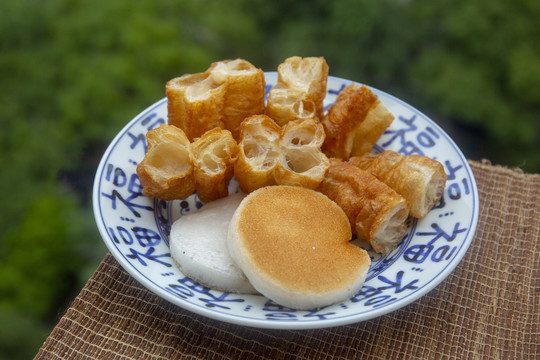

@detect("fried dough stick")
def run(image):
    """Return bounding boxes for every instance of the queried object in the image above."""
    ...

[136,124,195,200]
[317,158,409,254]
[321,83,394,160]
[208,59,266,140]
[191,128,239,203]
[234,115,282,193]
[275,118,329,189]
[266,56,329,126]
[349,150,447,218]
[166,59,265,141]
[234,115,330,193]
[166,72,226,141]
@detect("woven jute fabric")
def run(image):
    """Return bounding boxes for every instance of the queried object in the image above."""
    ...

[36,160,539,359]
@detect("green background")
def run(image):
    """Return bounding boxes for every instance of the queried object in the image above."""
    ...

[1,0,539,358]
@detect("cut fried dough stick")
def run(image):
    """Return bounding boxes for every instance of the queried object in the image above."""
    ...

[277,56,329,119]
[322,83,377,159]
[235,116,330,193]
[280,117,326,149]
[266,86,317,126]
[167,59,265,141]
[317,158,409,254]
[351,95,395,157]
[321,83,394,159]
[234,115,281,193]
[166,72,226,141]
[266,56,329,126]
[191,128,239,203]
[349,150,447,218]
[275,148,329,189]
[136,124,195,200]
[208,59,266,140]
[275,119,329,189]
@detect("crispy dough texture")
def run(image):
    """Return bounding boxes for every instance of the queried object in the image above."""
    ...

[321,83,394,160]
[166,72,226,141]
[208,59,266,140]
[166,59,265,141]
[191,128,239,203]
[234,115,329,193]
[136,124,195,200]
[234,115,281,193]
[137,125,240,202]
[275,118,329,189]
[350,151,447,218]
[227,185,370,309]
[317,158,409,254]
[266,56,329,126]
[266,86,317,126]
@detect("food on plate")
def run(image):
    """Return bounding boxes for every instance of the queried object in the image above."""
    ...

[349,150,447,218]
[266,56,329,126]
[135,56,452,310]
[207,59,266,140]
[321,83,394,159]
[234,115,329,193]
[170,192,257,294]
[317,158,409,254]
[266,87,317,126]
[166,72,226,141]
[227,186,371,310]
[191,127,239,203]
[275,118,329,189]
[234,115,281,193]
[137,125,238,202]
[167,59,265,141]
[136,124,195,200]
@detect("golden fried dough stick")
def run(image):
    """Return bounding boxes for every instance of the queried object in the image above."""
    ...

[317,158,409,254]
[234,115,281,193]
[280,117,326,149]
[136,124,195,200]
[322,83,377,159]
[265,86,317,126]
[167,59,265,142]
[321,83,394,159]
[235,116,330,193]
[350,94,395,157]
[166,72,226,141]
[208,59,266,140]
[349,151,447,218]
[275,118,329,189]
[277,56,329,119]
[266,56,329,125]
[191,128,239,203]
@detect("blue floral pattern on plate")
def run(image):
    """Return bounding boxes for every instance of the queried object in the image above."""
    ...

[92,73,479,329]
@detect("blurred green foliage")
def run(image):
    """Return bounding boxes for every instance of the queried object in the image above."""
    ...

[1,0,539,358]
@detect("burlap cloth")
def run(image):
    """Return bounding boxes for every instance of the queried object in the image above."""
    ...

[36,160,539,359]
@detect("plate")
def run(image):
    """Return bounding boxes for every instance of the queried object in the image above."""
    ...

[92,73,479,329]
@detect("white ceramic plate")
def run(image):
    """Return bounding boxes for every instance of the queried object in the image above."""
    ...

[93,73,479,329]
